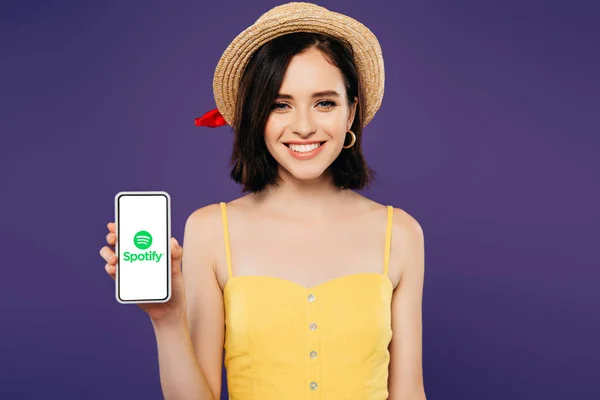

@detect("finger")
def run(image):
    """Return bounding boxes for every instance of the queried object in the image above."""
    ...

[170,238,183,277]
[99,246,118,264]
[107,222,115,233]
[106,232,116,245]
[170,237,182,259]
[105,263,116,280]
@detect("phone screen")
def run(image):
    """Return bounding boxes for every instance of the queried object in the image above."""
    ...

[114,191,171,303]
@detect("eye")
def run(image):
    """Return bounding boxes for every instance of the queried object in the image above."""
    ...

[271,102,289,110]
[317,100,336,108]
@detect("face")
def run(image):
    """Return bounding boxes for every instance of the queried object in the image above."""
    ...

[264,47,358,183]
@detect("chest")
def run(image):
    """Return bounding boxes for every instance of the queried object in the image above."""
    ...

[215,213,390,290]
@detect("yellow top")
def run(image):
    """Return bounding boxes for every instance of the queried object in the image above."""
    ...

[220,202,394,399]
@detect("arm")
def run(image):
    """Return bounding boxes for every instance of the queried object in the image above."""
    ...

[153,204,225,400]
[387,209,427,400]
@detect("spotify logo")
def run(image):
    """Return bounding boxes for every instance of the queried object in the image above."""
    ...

[123,230,164,263]
[134,230,153,250]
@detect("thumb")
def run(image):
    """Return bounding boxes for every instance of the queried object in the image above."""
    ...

[170,237,183,272]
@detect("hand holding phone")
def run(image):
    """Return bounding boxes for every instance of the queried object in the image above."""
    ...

[99,191,187,324]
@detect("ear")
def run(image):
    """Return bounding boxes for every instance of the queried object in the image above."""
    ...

[347,96,358,131]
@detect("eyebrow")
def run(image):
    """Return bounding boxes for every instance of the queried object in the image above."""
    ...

[276,90,341,99]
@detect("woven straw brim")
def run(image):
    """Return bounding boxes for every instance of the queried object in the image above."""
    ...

[212,2,384,128]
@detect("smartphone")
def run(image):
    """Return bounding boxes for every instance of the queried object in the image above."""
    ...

[114,191,171,304]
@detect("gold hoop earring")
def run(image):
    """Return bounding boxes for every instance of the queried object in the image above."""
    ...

[343,130,356,149]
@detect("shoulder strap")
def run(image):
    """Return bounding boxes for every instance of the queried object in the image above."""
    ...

[219,202,233,279]
[383,205,394,276]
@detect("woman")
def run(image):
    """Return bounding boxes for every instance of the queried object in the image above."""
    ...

[99,3,425,399]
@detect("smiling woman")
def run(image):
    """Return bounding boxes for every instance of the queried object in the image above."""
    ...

[142,3,426,400]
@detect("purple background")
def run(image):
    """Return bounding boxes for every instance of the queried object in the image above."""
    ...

[1,0,598,398]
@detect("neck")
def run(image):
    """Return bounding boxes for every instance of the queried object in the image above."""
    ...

[251,166,354,217]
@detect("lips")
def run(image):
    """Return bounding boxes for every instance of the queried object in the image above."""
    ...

[284,141,326,160]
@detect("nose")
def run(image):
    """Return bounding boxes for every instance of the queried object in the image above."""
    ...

[291,108,316,137]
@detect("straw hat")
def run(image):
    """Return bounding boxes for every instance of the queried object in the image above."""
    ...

[195,2,384,128]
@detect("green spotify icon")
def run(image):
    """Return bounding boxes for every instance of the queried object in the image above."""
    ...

[123,230,164,263]
[134,230,153,250]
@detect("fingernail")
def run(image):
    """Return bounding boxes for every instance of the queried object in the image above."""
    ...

[108,233,115,240]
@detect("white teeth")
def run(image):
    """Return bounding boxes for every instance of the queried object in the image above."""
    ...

[288,142,322,152]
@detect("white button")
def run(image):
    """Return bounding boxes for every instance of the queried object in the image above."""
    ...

[309,351,318,359]
[309,323,317,330]
[308,293,315,302]
[310,381,318,390]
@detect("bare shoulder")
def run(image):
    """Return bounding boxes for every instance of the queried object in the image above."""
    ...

[183,203,225,264]
[185,197,251,245]
[184,198,252,287]
[391,207,424,239]
[186,203,223,234]
[351,192,423,236]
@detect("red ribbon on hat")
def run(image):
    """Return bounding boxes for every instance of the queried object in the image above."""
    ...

[195,108,228,127]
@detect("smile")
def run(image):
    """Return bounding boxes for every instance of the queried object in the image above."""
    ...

[283,141,326,160]
[285,142,325,153]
